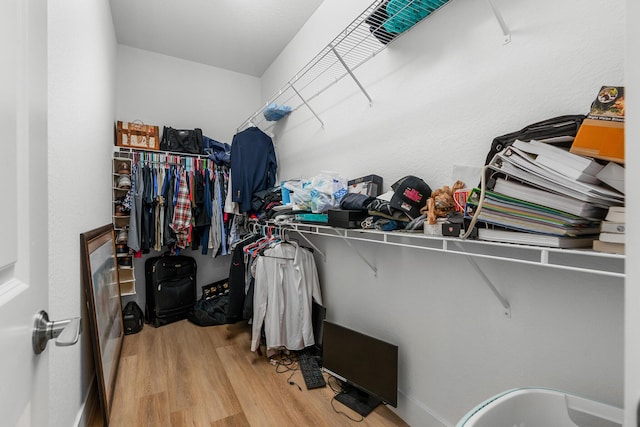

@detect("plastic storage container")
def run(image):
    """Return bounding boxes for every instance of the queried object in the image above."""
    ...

[456,388,622,427]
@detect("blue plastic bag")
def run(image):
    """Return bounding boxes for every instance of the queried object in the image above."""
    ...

[263,103,292,121]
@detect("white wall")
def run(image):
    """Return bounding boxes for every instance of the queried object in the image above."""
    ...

[48,0,117,425]
[625,0,639,424]
[261,0,626,425]
[116,45,261,145]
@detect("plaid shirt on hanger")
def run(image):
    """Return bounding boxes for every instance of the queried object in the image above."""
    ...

[170,170,192,249]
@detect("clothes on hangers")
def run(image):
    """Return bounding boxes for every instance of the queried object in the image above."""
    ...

[251,241,322,355]
[171,170,192,249]
[209,168,222,256]
[154,166,165,252]
[224,171,239,215]
[198,169,213,254]
[141,164,155,253]
[128,162,144,252]
[226,233,262,324]
[218,169,229,255]
[121,151,237,256]
[190,169,210,251]
[162,166,177,248]
[230,126,278,213]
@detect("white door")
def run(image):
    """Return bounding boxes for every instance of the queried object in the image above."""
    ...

[0,0,50,425]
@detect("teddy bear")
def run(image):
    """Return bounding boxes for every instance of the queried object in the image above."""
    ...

[420,180,466,225]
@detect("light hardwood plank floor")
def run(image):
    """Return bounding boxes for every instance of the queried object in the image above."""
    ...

[89,319,409,427]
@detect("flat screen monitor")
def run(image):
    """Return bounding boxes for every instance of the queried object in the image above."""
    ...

[311,302,326,351]
[321,320,398,417]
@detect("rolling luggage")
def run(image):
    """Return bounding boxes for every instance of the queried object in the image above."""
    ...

[145,255,197,327]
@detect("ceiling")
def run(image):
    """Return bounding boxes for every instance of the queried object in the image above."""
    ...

[109,0,325,78]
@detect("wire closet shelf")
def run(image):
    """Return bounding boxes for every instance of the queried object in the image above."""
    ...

[238,0,452,131]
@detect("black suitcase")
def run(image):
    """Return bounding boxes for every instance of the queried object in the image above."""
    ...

[145,255,197,327]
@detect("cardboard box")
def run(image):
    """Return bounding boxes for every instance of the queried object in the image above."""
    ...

[348,174,383,197]
[115,121,160,150]
[570,86,624,163]
[328,209,368,228]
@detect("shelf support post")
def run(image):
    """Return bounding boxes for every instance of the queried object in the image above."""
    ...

[331,229,377,276]
[330,46,373,106]
[289,83,325,128]
[466,255,511,318]
[487,0,511,44]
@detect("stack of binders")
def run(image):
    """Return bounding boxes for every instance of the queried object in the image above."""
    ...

[468,139,625,248]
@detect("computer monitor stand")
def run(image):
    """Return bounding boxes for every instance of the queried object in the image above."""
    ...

[335,386,382,417]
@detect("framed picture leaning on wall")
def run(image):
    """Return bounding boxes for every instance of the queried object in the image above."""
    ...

[80,224,124,427]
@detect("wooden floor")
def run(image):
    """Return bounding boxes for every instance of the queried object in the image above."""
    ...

[89,319,409,427]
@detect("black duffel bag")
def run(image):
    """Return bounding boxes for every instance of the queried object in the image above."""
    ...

[160,126,203,154]
[187,296,229,326]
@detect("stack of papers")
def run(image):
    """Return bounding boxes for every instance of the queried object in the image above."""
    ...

[471,139,625,248]
[492,178,607,220]
[487,141,624,207]
[511,140,604,183]
[466,188,601,237]
[477,228,597,248]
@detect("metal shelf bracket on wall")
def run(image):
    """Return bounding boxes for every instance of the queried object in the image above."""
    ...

[289,83,325,128]
[330,46,373,106]
[448,240,511,317]
[465,255,511,318]
[238,0,455,131]
[331,228,378,276]
[488,0,511,44]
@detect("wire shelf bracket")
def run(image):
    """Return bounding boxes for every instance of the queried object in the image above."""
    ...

[465,255,511,318]
[290,83,325,128]
[332,228,378,276]
[330,46,373,106]
[488,0,511,44]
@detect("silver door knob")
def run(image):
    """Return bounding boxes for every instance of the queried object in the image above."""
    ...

[32,310,82,355]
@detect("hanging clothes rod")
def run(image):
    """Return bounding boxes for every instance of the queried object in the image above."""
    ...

[132,157,213,172]
[251,220,327,260]
[115,146,211,160]
[116,148,227,172]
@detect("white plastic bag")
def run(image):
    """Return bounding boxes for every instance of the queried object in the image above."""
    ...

[284,172,347,213]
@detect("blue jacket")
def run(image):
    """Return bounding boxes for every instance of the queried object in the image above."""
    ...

[230,127,277,212]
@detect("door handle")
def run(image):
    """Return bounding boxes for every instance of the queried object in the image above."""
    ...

[32,310,82,355]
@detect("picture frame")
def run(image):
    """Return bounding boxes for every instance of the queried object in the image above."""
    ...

[80,224,124,426]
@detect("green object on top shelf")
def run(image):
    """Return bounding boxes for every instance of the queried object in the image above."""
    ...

[384,0,449,34]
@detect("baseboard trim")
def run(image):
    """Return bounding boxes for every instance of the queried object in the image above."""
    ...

[74,377,97,427]
[394,390,452,427]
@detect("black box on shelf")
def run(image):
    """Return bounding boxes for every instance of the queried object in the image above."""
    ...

[347,174,383,197]
[328,209,368,229]
[442,222,462,237]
